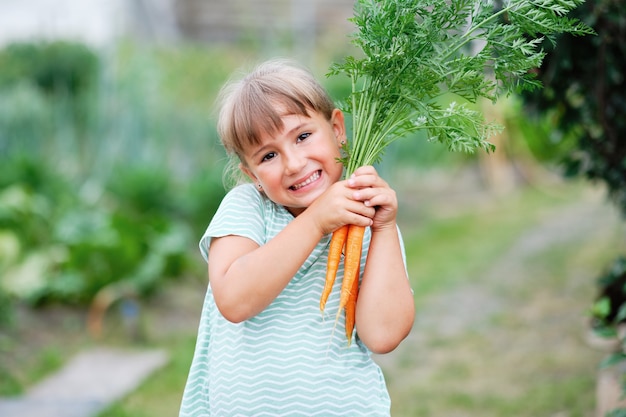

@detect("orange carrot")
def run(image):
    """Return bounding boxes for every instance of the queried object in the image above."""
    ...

[323,224,365,345]
[344,261,360,345]
[338,224,365,310]
[320,225,349,313]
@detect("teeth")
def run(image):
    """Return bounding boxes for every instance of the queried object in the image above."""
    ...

[291,171,320,190]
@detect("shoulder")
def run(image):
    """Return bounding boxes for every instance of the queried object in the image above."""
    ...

[199,183,267,261]
[215,183,273,214]
[208,183,270,226]
[224,182,264,204]
[222,184,291,221]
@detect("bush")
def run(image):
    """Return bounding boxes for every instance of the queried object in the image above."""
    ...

[0,157,201,305]
[521,0,626,214]
[0,41,99,96]
[0,40,229,309]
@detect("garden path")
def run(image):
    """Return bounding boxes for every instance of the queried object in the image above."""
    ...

[0,347,168,417]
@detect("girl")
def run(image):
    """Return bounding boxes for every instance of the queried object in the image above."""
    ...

[179,59,415,417]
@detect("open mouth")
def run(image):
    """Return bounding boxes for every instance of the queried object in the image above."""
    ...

[290,170,321,191]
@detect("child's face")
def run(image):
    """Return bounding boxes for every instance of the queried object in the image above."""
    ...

[240,108,346,216]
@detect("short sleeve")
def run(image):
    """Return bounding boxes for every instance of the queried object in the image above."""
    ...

[198,184,267,262]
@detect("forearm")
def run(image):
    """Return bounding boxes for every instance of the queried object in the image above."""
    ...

[210,213,324,322]
[355,225,415,353]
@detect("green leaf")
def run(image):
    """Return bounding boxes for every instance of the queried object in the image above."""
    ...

[607,408,626,417]
[617,304,626,323]
[330,0,594,176]
[600,352,626,369]
[592,297,612,319]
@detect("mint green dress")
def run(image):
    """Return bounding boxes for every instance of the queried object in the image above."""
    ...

[179,183,406,416]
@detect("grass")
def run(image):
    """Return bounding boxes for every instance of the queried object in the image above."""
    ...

[402,177,594,301]
[382,176,624,417]
[97,335,197,417]
[0,344,64,396]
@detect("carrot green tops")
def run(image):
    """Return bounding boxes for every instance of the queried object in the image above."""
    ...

[179,183,406,417]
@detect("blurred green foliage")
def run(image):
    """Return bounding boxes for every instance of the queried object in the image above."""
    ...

[0,41,98,95]
[521,0,626,214]
[0,41,227,318]
[520,1,626,414]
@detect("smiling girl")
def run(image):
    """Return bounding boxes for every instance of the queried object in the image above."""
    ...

[179,59,415,417]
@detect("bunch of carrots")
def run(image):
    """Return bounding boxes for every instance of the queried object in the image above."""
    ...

[319,0,592,344]
[320,223,363,344]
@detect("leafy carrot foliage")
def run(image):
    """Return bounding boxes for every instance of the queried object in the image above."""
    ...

[328,0,594,176]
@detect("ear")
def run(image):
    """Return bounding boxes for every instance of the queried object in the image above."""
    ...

[330,108,346,146]
[239,162,258,184]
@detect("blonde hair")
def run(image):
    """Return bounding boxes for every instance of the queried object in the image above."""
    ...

[216,59,336,186]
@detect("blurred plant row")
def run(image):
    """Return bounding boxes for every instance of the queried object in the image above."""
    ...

[0,41,236,322]
[0,39,474,326]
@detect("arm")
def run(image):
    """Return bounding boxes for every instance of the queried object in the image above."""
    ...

[348,166,415,354]
[208,181,376,323]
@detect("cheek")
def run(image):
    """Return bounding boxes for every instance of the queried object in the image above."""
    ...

[256,167,283,185]
[326,150,345,180]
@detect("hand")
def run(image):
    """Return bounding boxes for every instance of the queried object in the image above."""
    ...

[346,166,398,232]
[305,178,377,235]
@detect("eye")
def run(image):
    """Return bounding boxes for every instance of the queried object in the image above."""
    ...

[297,132,311,142]
[261,152,277,162]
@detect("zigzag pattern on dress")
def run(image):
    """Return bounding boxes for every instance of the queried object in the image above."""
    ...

[180,183,391,417]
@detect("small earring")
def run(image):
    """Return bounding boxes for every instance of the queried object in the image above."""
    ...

[257,183,262,189]
[340,140,346,145]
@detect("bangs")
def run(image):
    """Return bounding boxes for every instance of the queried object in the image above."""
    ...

[231,84,312,152]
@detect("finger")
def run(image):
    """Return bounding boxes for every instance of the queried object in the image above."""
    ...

[348,198,376,217]
[353,186,394,203]
[365,193,397,210]
[348,173,388,190]
[348,175,377,190]
[352,165,377,176]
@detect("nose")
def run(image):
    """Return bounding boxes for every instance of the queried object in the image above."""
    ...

[283,148,306,175]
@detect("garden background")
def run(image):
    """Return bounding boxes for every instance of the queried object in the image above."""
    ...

[1,1,624,416]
